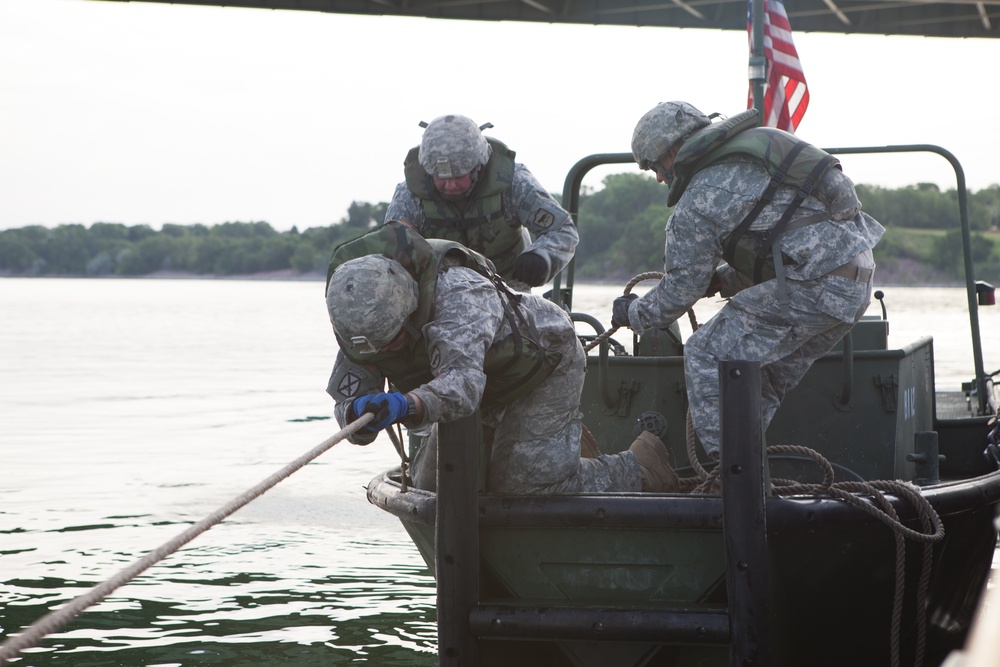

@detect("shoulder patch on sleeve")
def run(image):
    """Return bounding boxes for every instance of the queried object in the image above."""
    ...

[329,362,373,400]
[533,209,555,229]
[336,370,366,398]
[518,190,568,232]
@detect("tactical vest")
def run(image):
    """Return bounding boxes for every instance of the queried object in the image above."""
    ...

[669,110,840,284]
[403,138,525,277]
[326,222,561,407]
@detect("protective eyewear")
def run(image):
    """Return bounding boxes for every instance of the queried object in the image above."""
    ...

[648,161,672,181]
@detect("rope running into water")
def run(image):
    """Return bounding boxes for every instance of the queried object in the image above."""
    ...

[0,412,376,667]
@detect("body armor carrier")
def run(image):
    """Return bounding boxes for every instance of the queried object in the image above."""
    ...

[668,110,840,284]
[403,137,525,277]
[326,222,561,407]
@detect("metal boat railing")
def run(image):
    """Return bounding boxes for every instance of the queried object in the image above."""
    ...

[552,145,992,416]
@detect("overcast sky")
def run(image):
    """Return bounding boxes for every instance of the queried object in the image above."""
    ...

[1,0,998,232]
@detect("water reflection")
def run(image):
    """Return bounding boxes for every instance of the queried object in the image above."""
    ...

[3,540,436,666]
[2,278,997,665]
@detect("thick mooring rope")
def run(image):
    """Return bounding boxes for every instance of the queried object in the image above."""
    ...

[583,271,700,353]
[0,413,375,666]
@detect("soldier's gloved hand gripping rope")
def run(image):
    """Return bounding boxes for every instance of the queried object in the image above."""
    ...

[350,392,410,433]
[611,293,638,328]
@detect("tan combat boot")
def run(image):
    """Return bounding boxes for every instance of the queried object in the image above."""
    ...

[629,431,679,492]
[580,424,601,458]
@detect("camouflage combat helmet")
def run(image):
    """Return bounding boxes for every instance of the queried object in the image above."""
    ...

[418,114,492,179]
[631,101,712,171]
[326,255,419,353]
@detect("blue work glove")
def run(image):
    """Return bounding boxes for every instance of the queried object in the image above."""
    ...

[351,392,409,433]
[510,251,548,287]
[611,293,638,329]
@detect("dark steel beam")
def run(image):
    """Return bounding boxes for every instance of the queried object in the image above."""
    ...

[719,359,771,667]
[436,416,480,667]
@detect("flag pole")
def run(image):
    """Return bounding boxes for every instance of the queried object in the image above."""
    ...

[749,0,766,125]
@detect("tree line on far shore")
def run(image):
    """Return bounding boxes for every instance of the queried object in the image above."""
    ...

[1,179,999,284]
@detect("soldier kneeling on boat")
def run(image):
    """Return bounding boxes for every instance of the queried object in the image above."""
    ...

[324,221,678,494]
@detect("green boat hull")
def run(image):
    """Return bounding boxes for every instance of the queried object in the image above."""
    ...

[367,314,1000,667]
[366,146,999,666]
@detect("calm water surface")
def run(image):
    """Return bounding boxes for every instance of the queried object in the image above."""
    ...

[1,277,997,666]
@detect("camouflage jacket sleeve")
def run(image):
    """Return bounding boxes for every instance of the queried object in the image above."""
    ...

[630,158,885,334]
[408,266,504,424]
[629,173,736,336]
[326,349,388,445]
[384,181,425,228]
[507,164,579,281]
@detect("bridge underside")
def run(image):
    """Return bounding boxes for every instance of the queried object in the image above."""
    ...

[100,0,1000,40]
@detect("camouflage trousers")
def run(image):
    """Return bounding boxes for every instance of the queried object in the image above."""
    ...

[410,335,642,494]
[683,254,874,456]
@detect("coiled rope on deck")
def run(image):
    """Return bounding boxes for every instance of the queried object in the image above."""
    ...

[0,412,375,667]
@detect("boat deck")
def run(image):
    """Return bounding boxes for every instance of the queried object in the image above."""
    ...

[938,390,979,419]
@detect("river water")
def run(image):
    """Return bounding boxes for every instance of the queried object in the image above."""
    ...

[1,277,997,666]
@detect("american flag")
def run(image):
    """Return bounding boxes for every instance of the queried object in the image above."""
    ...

[748,0,809,132]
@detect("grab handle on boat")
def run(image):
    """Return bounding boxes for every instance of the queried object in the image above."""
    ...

[572,312,617,410]
[835,331,855,410]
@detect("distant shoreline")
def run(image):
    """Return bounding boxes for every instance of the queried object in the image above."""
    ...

[0,269,967,288]
[0,268,325,282]
[0,255,975,288]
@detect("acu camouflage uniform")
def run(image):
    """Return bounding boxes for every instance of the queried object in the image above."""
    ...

[327,226,641,494]
[385,139,578,288]
[627,133,884,457]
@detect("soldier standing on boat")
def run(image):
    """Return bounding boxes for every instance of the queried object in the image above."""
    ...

[325,222,678,494]
[614,101,885,459]
[384,114,578,292]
